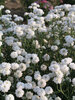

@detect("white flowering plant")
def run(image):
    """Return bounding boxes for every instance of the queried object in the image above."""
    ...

[0,3,75,100]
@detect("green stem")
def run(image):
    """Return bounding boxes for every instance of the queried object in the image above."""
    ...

[57,85,69,99]
[60,84,69,99]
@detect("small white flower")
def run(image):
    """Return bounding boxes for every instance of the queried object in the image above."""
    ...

[41,64,47,71]
[55,70,63,78]
[45,86,53,94]
[49,64,60,72]
[15,88,24,98]
[43,54,50,61]
[14,70,22,78]
[16,82,25,89]
[11,63,19,70]
[25,76,32,82]
[42,74,50,82]
[10,51,18,58]
[5,94,14,100]
[5,10,11,14]
[37,88,46,96]
[60,64,69,74]
[24,83,32,89]
[55,97,61,100]
[31,54,39,64]
[17,55,24,62]
[59,48,68,56]
[72,78,75,86]
[32,95,40,100]
[69,63,75,70]
[34,73,41,81]
[51,45,58,51]
[26,91,33,99]
[73,96,75,100]
[19,63,26,72]
[40,96,48,100]
[53,77,62,84]
[61,57,72,65]
[38,79,46,88]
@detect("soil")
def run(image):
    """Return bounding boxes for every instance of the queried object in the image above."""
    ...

[5,0,25,16]
[5,0,22,9]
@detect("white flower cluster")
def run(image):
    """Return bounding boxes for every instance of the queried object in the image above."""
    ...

[49,57,73,84]
[0,80,11,93]
[0,2,75,100]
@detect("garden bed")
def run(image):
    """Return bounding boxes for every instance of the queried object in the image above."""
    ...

[0,2,75,100]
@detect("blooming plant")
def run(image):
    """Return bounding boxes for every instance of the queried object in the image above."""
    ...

[0,2,75,100]
[36,0,53,10]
